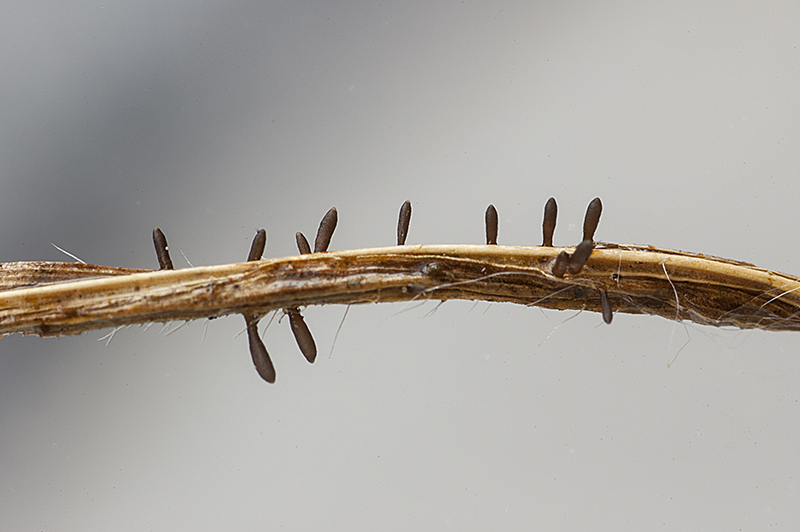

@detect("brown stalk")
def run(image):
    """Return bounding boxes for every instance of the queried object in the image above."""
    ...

[2,242,800,338]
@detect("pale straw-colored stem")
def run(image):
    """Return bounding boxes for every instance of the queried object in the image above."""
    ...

[2,243,800,338]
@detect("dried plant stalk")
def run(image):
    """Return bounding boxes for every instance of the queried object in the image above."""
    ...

[2,242,800,338]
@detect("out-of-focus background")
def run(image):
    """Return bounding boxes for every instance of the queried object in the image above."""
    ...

[2,2,799,530]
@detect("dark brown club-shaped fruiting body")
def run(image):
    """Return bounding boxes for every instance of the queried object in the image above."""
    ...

[583,197,602,242]
[292,231,318,363]
[294,216,327,366]
[295,232,311,255]
[247,229,267,262]
[397,200,412,246]
[568,240,594,274]
[243,228,274,382]
[552,250,569,278]
[485,204,498,245]
[600,289,613,324]
[314,207,338,253]
[245,315,275,383]
[287,308,317,363]
[152,227,174,270]
[542,197,557,247]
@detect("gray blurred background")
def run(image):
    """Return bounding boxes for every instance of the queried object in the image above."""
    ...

[2,1,800,530]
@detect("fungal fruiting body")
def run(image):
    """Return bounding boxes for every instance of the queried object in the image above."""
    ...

[397,200,412,246]
[2,198,800,383]
[485,204,498,245]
